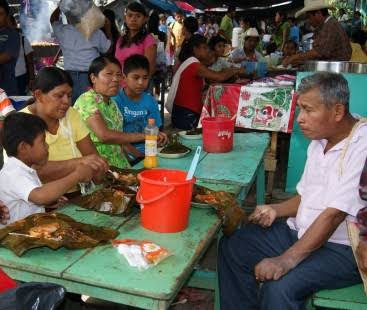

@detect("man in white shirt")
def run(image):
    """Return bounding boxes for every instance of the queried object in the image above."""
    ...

[218,72,366,309]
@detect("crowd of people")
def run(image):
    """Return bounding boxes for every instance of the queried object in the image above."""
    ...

[1,0,367,308]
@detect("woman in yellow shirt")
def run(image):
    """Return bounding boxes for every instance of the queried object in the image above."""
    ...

[22,67,108,193]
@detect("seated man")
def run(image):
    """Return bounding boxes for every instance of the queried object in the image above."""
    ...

[218,72,366,310]
[356,160,367,275]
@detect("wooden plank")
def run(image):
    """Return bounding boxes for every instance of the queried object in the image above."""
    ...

[2,267,169,310]
[196,133,269,187]
[62,208,221,301]
[0,205,127,279]
[195,180,242,196]
[312,284,367,310]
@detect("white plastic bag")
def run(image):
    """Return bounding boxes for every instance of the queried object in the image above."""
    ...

[112,239,171,270]
[60,0,105,40]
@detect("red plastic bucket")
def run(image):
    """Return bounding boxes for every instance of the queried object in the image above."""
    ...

[136,169,196,233]
[202,117,235,153]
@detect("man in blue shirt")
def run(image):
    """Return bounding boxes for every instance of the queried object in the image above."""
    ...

[0,1,20,95]
[288,17,300,45]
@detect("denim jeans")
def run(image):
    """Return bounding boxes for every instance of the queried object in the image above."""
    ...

[218,221,361,310]
[67,71,90,105]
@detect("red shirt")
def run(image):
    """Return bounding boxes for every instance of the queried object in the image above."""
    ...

[174,62,204,114]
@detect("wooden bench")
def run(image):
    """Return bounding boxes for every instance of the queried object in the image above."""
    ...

[310,284,367,310]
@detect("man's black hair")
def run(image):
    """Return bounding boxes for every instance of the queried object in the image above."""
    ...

[2,112,47,157]
[0,0,10,16]
[123,54,150,75]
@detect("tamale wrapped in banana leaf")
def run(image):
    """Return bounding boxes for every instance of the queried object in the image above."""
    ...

[70,187,136,216]
[0,213,118,256]
[105,167,143,188]
[193,185,246,236]
[160,134,191,154]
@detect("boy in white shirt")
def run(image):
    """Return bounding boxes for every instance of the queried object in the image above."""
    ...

[0,112,94,227]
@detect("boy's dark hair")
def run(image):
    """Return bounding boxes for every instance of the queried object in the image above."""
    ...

[123,54,150,75]
[208,35,226,50]
[178,34,207,63]
[33,67,73,93]
[88,55,121,85]
[175,10,184,17]
[183,16,199,35]
[2,113,47,157]
[0,0,10,16]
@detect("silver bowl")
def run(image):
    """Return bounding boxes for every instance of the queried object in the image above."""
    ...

[302,61,367,74]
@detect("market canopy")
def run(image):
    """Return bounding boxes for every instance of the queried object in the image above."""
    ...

[184,0,304,11]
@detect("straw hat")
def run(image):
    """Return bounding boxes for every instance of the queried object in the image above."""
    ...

[245,28,260,38]
[295,0,332,18]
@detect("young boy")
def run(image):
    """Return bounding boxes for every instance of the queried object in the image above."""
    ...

[282,40,298,58]
[208,35,232,72]
[113,55,167,156]
[0,112,94,227]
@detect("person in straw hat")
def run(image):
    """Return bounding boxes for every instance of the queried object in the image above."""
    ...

[283,0,351,66]
[230,28,264,63]
[218,72,366,309]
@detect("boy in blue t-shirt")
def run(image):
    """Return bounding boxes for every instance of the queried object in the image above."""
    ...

[113,55,167,155]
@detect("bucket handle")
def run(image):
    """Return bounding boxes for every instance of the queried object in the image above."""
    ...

[136,186,175,205]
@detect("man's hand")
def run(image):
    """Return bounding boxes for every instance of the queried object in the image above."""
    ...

[356,241,367,274]
[255,255,295,282]
[249,205,277,227]
[0,202,10,225]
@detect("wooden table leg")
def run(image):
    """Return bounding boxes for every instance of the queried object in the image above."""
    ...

[265,132,278,199]
[256,160,266,205]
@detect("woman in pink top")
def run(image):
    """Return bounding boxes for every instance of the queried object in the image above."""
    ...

[115,2,157,76]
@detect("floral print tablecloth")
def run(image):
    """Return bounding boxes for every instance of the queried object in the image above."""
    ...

[200,84,297,133]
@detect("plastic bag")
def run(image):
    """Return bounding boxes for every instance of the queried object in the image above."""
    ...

[0,282,65,310]
[112,239,171,270]
[60,0,105,40]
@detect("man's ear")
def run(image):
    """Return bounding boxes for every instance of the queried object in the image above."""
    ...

[334,103,347,122]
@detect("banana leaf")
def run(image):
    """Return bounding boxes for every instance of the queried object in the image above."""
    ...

[192,185,246,236]
[160,134,192,154]
[105,167,143,188]
[70,187,136,216]
[0,213,118,256]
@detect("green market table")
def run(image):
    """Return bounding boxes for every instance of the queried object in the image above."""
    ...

[0,133,269,309]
